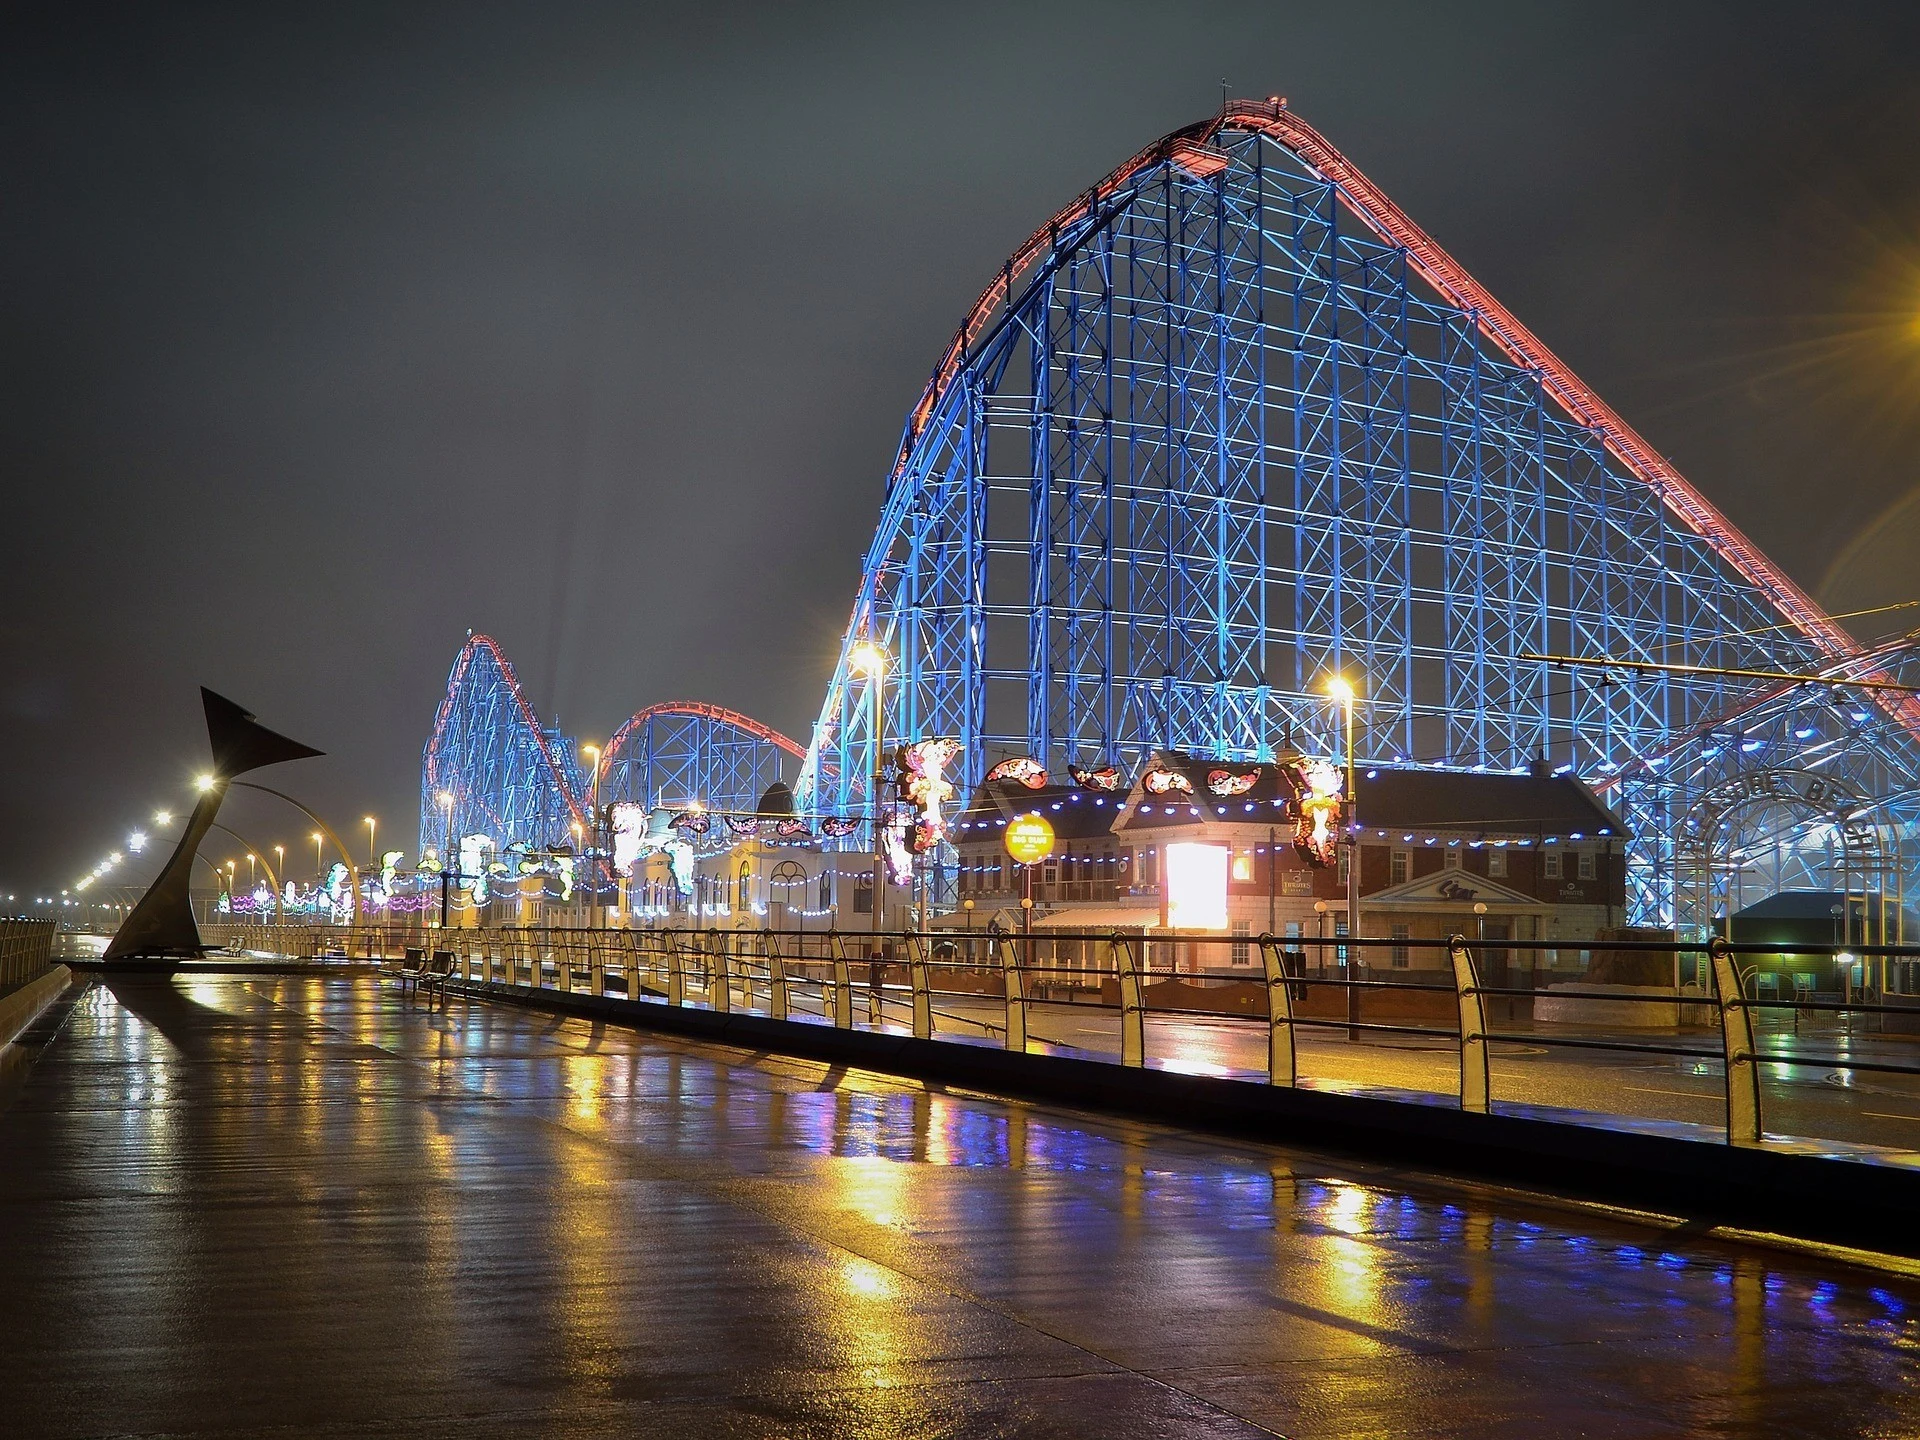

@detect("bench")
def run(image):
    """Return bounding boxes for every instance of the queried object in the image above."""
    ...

[398,948,456,996]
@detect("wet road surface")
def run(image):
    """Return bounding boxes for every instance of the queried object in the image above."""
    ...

[1,974,1917,1438]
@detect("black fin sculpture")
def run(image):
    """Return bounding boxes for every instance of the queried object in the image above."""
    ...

[103,689,323,962]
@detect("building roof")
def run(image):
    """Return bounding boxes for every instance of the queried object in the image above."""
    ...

[1731,890,1844,922]
[953,778,1126,843]
[1113,751,1303,834]
[1352,768,1625,840]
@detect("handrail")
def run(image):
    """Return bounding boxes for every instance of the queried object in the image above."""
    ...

[221,919,1920,1152]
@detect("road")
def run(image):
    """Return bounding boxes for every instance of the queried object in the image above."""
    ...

[1,973,1916,1438]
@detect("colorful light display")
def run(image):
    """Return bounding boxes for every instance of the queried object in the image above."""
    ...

[1290,758,1343,868]
[1144,767,1194,795]
[985,756,1048,789]
[1206,768,1259,797]
[896,736,962,853]
[1069,764,1123,791]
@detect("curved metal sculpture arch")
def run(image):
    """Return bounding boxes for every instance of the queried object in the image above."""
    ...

[796,99,1920,927]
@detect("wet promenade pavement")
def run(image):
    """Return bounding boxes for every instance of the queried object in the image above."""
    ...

[2,975,1918,1438]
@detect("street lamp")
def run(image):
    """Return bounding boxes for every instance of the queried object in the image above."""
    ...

[154,810,172,827]
[273,845,284,892]
[582,745,603,927]
[436,790,456,928]
[1326,677,1359,941]
[312,832,324,877]
[364,816,377,870]
[849,641,889,944]
[246,853,257,888]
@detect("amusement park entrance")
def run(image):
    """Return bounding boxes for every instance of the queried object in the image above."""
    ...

[1676,766,1905,984]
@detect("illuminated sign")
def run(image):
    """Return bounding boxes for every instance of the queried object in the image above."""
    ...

[1164,842,1229,929]
[1004,813,1056,864]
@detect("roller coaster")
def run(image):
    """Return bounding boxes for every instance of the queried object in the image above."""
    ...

[421,99,1920,934]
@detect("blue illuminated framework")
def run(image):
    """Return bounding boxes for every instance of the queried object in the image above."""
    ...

[421,105,1920,935]
[794,101,1920,931]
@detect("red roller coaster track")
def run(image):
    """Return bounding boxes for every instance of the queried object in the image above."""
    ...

[592,701,806,790]
[894,99,1920,739]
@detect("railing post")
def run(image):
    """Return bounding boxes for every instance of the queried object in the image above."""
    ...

[666,933,686,1007]
[710,933,732,1014]
[1112,932,1145,1067]
[905,934,933,1039]
[1258,934,1296,1087]
[1709,937,1762,1145]
[1450,934,1490,1113]
[996,932,1028,1053]
[763,929,789,1020]
[827,931,853,1028]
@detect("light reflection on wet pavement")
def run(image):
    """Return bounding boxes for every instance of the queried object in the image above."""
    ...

[0,975,1916,1438]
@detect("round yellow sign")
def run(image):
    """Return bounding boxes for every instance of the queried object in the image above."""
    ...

[1004,812,1056,864]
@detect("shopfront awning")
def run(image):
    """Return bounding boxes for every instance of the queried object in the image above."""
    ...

[1031,905,1164,932]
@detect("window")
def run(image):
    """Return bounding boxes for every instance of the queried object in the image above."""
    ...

[1337,847,1349,886]
[1486,848,1506,878]
[1390,924,1410,968]
[1284,921,1302,939]
[1390,850,1409,886]
[1578,851,1595,881]
[1231,920,1252,965]
[818,871,832,911]
[1542,851,1561,879]
[1443,849,1462,869]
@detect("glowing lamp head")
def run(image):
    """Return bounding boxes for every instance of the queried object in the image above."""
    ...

[195,774,216,792]
[1004,813,1056,865]
[848,641,888,677]
[436,791,454,810]
[154,810,172,826]
[1326,677,1355,704]
[128,831,147,852]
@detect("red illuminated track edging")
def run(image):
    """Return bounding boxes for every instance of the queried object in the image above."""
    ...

[894,99,1920,739]
[594,701,806,790]
[426,634,591,833]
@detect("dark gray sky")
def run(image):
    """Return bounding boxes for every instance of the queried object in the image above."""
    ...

[7,1,1920,896]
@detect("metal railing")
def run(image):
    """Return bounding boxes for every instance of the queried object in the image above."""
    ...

[0,918,58,991]
[195,921,1920,1152]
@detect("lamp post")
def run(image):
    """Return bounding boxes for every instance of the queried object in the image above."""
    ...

[1328,677,1360,1038]
[583,745,603,928]
[364,816,377,871]
[849,641,888,946]
[273,845,284,893]
[312,832,324,880]
[436,790,455,929]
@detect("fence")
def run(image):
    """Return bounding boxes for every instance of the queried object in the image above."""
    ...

[0,918,58,991]
[191,921,1920,1151]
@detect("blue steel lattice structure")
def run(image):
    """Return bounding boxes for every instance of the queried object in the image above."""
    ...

[794,101,1920,928]
[593,702,806,813]
[419,636,803,860]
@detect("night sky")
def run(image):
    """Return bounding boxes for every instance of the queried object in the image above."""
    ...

[7,2,1920,898]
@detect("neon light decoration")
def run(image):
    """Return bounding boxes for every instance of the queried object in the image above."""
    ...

[1291,759,1343,869]
[1144,768,1194,795]
[1069,764,1123,791]
[984,756,1048,789]
[898,737,962,852]
[1206,769,1258,797]
[669,810,711,835]
[725,817,761,837]
[819,817,862,838]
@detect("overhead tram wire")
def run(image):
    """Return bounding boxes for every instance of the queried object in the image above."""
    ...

[1518,653,1920,695]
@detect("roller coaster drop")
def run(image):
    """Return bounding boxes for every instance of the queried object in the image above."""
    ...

[422,101,1920,934]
